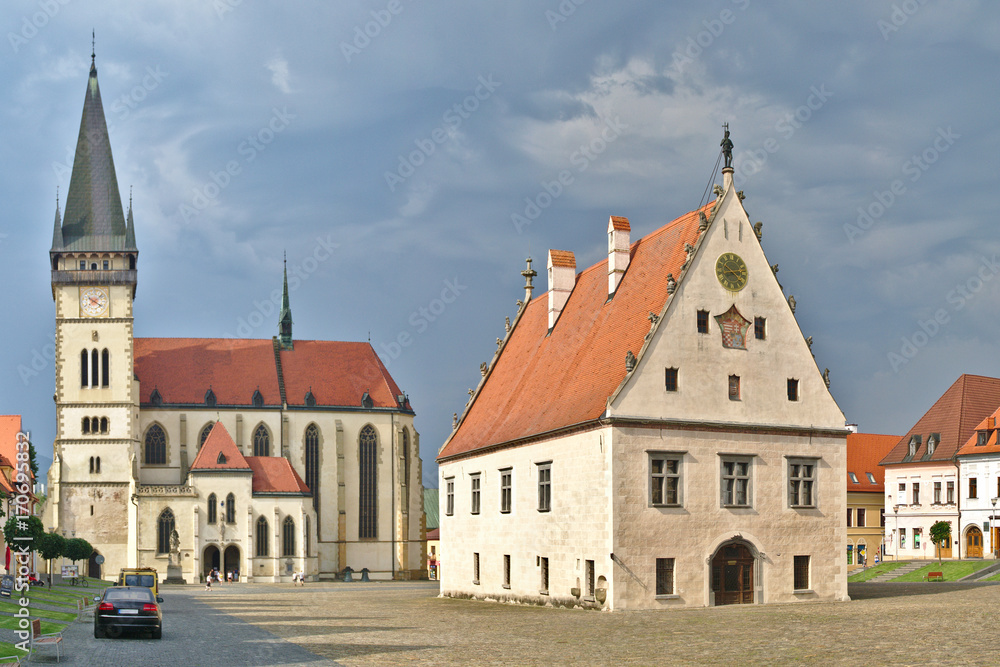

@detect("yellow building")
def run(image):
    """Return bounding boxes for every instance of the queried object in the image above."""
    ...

[846,432,898,569]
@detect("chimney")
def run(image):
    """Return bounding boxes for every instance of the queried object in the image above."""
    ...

[547,249,576,329]
[607,216,630,295]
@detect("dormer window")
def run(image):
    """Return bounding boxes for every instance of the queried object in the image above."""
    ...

[926,433,939,456]
[361,391,373,409]
[217,452,227,465]
[150,389,162,406]
[866,472,876,485]
[907,435,921,458]
[304,390,316,407]
[848,472,858,484]
[978,431,988,446]
[252,389,264,408]
[205,389,217,407]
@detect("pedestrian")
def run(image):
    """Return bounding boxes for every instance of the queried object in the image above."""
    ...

[205,573,212,591]
[298,570,305,586]
[227,570,233,583]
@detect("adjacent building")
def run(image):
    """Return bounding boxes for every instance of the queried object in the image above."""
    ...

[43,55,425,582]
[846,432,899,569]
[955,408,1000,558]
[438,155,849,609]
[880,374,1000,560]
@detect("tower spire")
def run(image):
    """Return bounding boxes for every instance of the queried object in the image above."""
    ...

[278,253,293,349]
[51,187,63,250]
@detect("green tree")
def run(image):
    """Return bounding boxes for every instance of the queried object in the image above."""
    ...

[3,515,45,554]
[36,532,65,588]
[27,441,39,478]
[62,537,94,566]
[930,520,952,566]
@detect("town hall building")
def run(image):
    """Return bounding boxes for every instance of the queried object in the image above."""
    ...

[438,140,850,609]
[42,53,425,582]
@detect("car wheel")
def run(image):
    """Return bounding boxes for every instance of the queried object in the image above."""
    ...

[152,627,162,639]
[105,625,122,639]
[93,626,104,639]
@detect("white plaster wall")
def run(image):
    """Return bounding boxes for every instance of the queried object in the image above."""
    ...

[439,428,614,607]
[884,463,959,559]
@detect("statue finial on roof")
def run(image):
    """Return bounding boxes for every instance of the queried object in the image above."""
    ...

[721,122,733,169]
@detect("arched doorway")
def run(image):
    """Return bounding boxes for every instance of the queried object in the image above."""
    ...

[203,545,221,576]
[223,545,240,580]
[967,526,984,558]
[88,551,102,579]
[711,542,755,605]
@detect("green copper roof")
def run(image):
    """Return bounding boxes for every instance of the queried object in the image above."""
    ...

[57,59,130,252]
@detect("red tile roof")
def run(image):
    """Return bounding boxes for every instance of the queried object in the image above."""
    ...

[956,407,1000,456]
[847,433,899,493]
[439,203,709,461]
[879,374,1000,466]
[426,527,439,540]
[246,456,311,494]
[548,250,576,268]
[609,216,630,231]
[0,415,32,490]
[189,422,251,471]
[134,338,407,410]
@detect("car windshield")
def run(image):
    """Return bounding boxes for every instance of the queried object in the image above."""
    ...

[124,574,155,588]
[106,589,153,602]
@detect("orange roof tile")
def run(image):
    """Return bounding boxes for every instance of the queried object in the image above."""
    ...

[548,250,576,268]
[439,204,709,460]
[610,216,630,231]
[956,404,1000,457]
[426,527,439,540]
[847,433,899,493]
[880,374,1000,466]
[0,416,32,486]
[189,422,251,471]
[246,456,311,494]
[134,338,408,410]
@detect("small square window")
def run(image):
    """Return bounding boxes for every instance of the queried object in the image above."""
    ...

[754,317,766,340]
[656,557,674,596]
[793,555,810,591]
[665,368,678,392]
[728,375,741,401]
[697,309,709,334]
[787,378,799,401]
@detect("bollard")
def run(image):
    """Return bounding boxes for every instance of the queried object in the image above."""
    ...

[342,566,353,582]
[361,567,370,582]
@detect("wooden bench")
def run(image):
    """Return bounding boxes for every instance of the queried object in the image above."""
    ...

[925,571,944,581]
[29,618,62,662]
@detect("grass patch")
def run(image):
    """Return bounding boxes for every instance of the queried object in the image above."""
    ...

[848,561,906,583]
[0,600,76,622]
[0,616,66,634]
[0,641,27,663]
[891,560,994,582]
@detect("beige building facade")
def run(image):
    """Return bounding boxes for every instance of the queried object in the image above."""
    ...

[43,56,424,582]
[439,155,849,610]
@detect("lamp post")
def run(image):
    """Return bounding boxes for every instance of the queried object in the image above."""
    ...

[893,505,900,561]
[992,497,998,558]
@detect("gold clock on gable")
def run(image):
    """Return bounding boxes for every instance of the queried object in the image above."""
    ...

[715,253,748,292]
[80,286,110,318]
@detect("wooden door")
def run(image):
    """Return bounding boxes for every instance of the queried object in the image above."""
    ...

[967,527,983,558]
[938,538,952,559]
[712,544,754,605]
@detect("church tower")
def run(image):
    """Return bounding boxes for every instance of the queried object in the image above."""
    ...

[47,49,139,573]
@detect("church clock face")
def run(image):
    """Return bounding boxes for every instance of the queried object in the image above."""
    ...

[80,286,109,317]
[715,253,748,292]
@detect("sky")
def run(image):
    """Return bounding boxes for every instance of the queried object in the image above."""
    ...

[2,1,999,490]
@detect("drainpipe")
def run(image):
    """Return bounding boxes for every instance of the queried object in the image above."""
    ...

[391,413,396,581]
[955,459,961,560]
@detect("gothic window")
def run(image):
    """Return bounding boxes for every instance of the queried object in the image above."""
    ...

[91,349,99,387]
[255,516,269,557]
[199,422,214,448]
[305,424,320,512]
[359,425,378,539]
[304,516,311,557]
[252,390,264,408]
[80,350,88,387]
[157,508,175,554]
[282,516,295,557]
[253,424,270,457]
[144,424,167,465]
[402,428,411,489]
[225,493,235,523]
[101,349,109,387]
[207,493,217,524]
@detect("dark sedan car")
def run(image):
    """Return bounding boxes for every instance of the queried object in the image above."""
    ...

[94,586,163,639]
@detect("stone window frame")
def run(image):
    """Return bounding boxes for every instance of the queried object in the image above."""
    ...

[282,516,295,557]
[472,552,480,585]
[655,557,675,596]
[787,456,818,509]
[255,516,269,557]
[719,454,753,508]
[156,508,175,555]
[207,493,218,524]
[793,555,811,592]
[470,473,481,515]
[252,422,272,457]
[649,451,683,508]
[444,477,454,516]
[536,462,552,512]
[499,467,512,514]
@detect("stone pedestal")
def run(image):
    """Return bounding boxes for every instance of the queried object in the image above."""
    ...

[164,563,185,585]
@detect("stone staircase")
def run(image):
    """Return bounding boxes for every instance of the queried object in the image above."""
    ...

[867,561,925,582]
[966,561,1000,581]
